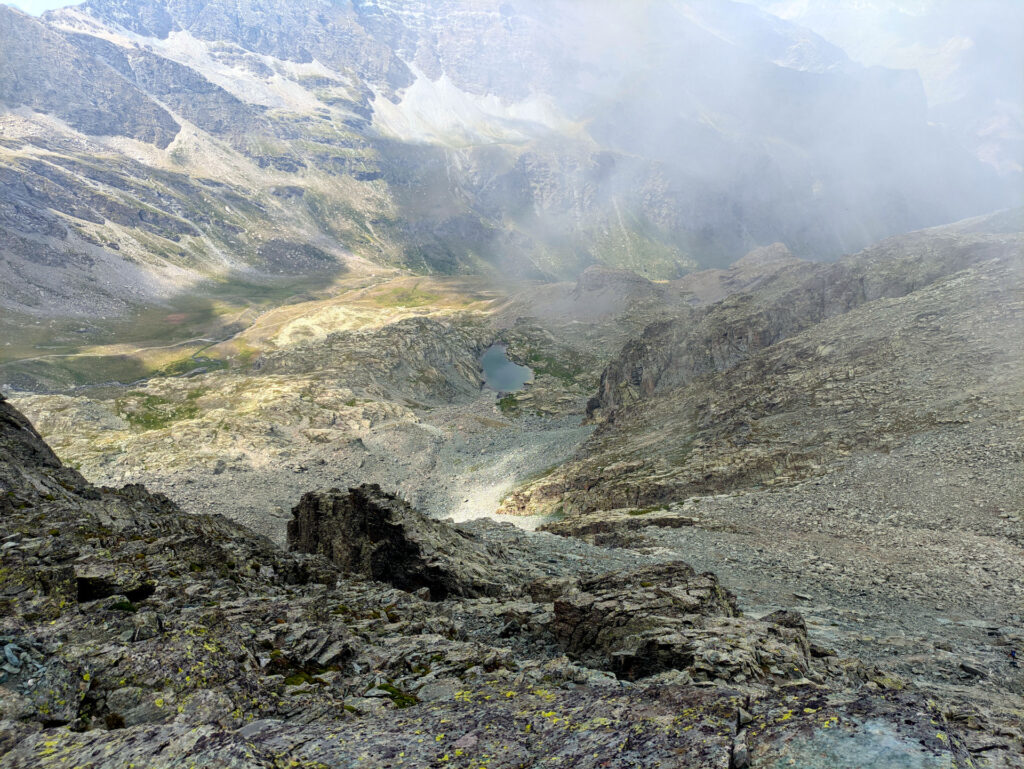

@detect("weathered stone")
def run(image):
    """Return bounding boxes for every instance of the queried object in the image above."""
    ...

[0,382,1019,767]
[549,562,815,684]
[287,484,507,599]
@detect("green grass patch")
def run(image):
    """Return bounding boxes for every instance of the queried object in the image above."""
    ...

[119,393,200,431]
[523,350,584,385]
[627,505,669,516]
[497,394,520,415]
[371,282,442,308]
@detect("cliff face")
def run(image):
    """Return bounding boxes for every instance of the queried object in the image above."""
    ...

[589,211,1024,417]
[0,393,1010,767]
[0,8,179,147]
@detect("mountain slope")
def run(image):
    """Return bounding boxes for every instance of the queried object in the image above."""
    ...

[508,209,1024,514]
[0,0,1015,336]
[0,6,178,145]
[496,211,1024,724]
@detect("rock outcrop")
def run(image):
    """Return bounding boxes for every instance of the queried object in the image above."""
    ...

[2,393,1016,766]
[549,562,813,684]
[288,484,507,599]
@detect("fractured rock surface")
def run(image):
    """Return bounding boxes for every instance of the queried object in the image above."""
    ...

[1,393,1015,766]
[288,484,508,599]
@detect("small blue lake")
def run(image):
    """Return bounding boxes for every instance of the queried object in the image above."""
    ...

[480,344,533,392]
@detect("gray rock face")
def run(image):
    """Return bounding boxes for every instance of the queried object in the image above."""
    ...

[61,31,264,137]
[590,216,1020,416]
[0,7,179,147]
[0,392,87,502]
[548,563,813,684]
[78,0,412,93]
[288,484,507,599]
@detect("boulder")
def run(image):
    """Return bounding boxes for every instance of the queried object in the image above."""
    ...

[551,563,812,683]
[287,484,507,599]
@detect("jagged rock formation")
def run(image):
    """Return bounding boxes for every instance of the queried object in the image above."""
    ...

[2,393,1016,766]
[288,484,508,599]
[549,562,814,684]
[590,214,1020,417]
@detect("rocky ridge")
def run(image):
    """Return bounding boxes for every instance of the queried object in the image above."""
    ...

[504,210,1024,514]
[1,393,1018,767]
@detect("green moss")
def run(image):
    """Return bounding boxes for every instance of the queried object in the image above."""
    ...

[497,394,520,415]
[283,671,313,687]
[627,505,669,516]
[374,682,419,709]
[109,600,137,613]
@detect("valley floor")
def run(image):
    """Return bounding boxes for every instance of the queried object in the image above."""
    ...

[127,392,593,544]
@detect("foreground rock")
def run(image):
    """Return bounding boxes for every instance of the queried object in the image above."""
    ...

[1,394,1020,767]
[288,483,509,599]
[550,563,816,685]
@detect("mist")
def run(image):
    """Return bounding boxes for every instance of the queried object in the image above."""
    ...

[1,0,1020,312]
[360,0,1022,272]
[1,3,1022,761]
